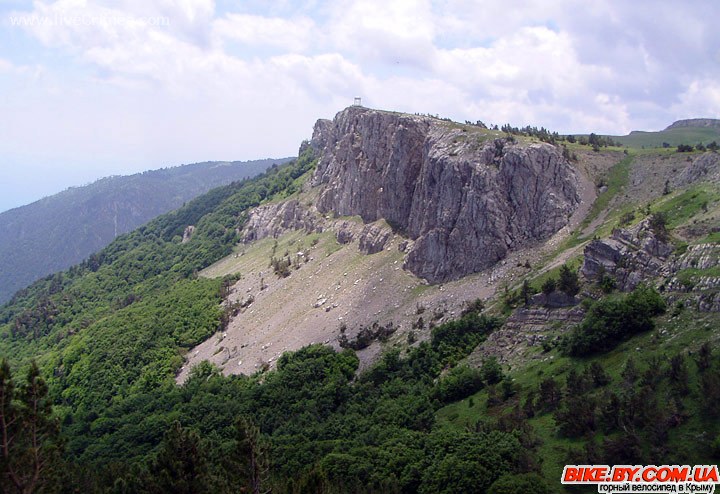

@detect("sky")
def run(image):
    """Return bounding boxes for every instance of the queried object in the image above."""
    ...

[1,0,719,213]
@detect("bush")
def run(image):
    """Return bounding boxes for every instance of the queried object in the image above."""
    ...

[431,313,501,364]
[563,285,666,356]
[488,473,552,494]
[677,144,694,152]
[435,365,484,403]
[541,277,556,296]
[481,357,504,385]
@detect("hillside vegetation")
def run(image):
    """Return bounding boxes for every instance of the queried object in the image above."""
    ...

[0,157,291,305]
[613,126,720,149]
[0,113,719,493]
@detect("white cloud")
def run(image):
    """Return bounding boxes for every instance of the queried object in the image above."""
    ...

[0,58,15,72]
[324,0,437,70]
[2,0,720,210]
[213,13,315,51]
[672,79,720,121]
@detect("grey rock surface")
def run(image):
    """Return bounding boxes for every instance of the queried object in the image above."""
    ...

[358,224,392,254]
[241,200,321,243]
[310,106,581,283]
[581,219,674,292]
[335,221,355,244]
[674,152,720,186]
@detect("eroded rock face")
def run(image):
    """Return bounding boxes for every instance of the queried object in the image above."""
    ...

[674,152,720,186]
[358,224,392,254]
[241,200,321,243]
[581,219,674,292]
[310,106,581,283]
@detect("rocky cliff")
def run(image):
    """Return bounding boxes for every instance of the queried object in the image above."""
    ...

[310,106,581,283]
[581,219,674,292]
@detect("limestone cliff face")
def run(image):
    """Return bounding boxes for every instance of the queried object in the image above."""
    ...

[310,106,581,283]
[240,200,321,243]
[581,219,674,292]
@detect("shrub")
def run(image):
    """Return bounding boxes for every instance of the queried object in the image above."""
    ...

[435,365,484,403]
[481,357,504,385]
[558,264,580,297]
[563,285,666,356]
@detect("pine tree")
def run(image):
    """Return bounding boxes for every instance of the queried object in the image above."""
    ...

[235,417,271,494]
[557,265,580,297]
[0,360,61,494]
[149,421,210,494]
[541,277,556,296]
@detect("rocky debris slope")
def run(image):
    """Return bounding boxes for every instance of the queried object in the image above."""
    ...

[310,106,581,283]
[581,219,674,292]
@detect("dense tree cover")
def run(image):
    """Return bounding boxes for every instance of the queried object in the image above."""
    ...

[0,149,317,466]
[0,360,61,494]
[555,349,720,466]
[3,312,529,493]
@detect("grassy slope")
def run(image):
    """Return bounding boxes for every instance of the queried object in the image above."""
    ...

[613,127,720,148]
[438,308,720,481]
[436,143,720,489]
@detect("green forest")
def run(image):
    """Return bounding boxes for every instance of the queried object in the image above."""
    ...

[1,150,719,493]
[0,157,288,305]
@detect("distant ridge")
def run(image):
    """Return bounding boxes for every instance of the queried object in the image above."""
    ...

[0,157,292,304]
[665,118,720,130]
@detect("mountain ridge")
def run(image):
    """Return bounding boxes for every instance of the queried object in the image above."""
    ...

[0,157,292,304]
[666,118,720,130]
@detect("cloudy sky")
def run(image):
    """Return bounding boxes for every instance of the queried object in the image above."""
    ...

[1,0,719,213]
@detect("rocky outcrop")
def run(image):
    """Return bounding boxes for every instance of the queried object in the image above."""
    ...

[666,244,720,293]
[335,221,355,244]
[310,107,581,283]
[581,219,674,291]
[358,224,392,254]
[671,244,720,271]
[475,306,585,364]
[181,225,195,243]
[529,291,579,308]
[582,224,720,312]
[674,152,720,186]
[240,200,321,242]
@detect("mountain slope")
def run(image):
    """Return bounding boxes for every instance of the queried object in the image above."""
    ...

[613,118,720,148]
[0,158,291,304]
[0,108,718,492]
